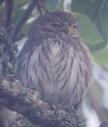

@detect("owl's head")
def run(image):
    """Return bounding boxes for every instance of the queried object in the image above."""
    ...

[29,11,80,40]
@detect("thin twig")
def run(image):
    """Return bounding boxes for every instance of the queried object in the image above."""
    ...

[4,0,14,32]
[10,0,37,43]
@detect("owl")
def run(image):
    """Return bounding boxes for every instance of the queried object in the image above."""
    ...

[16,11,93,108]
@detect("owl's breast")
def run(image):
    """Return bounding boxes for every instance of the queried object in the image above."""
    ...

[17,38,92,106]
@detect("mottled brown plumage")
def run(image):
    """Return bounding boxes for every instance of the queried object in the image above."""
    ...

[16,11,93,108]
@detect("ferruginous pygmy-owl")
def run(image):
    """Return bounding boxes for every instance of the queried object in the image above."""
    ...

[16,11,93,108]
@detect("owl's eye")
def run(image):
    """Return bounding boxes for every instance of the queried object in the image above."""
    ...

[51,22,63,27]
[72,23,78,29]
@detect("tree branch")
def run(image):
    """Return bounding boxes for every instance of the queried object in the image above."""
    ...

[4,0,14,32]
[0,77,83,127]
[10,0,37,43]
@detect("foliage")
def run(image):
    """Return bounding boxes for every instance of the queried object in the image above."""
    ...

[93,48,108,64]
[72,0,108,64]
[72,0,108,41]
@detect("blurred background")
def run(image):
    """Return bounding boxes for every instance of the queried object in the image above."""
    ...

[0,0,108,127]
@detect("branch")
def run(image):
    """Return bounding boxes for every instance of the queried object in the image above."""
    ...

[0,77,83,127]
[36,0,48,15]
[4,0,14,32]
[10,0,37,43]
